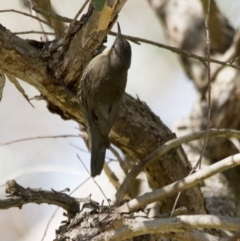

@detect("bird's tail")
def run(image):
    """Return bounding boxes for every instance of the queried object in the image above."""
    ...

[90,127,106,177]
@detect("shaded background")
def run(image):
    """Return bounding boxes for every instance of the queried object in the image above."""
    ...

[0,0,239,240]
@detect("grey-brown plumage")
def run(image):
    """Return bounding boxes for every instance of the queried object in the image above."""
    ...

[78,23,131,177]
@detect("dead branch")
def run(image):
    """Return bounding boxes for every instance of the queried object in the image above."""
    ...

[0,180,80,216]
[117,153,240,213]
[93,215,240,241]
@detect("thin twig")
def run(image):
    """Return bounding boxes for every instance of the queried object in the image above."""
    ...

[170,167,195,216]
[14,30,58,35]
[196,0,212,169]
[0,9,52,28]
[77,154,111,206]
[70,142,116,159]
[0,180,79,214]
[71,143,126,195]
[115,128,240,204]
[109,31,140,45]
[69,142,89,154]
[27,0,48,41]
[0,134,80,146]
[6,73,34,108]
[66,0,90,35]
[109,32,240,70]
[32,5,72,23]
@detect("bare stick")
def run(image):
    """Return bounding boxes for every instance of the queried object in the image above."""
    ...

[32,5,72,23]
[0,180,79,214]
[109,31,240,70]
[0,134,80,146]
[0,9,52,27]
[170,168,195,216]
[115,128,240,204]
[196,0,212,169]
[27,0,48,41]
[14,30,57,35]
[117,153,240,213]
[6,73,34,108]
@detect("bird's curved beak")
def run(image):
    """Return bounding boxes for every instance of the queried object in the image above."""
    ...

[110,22,122,52]
[117,22,121,37]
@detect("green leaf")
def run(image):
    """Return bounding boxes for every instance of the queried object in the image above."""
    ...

[93,0,106,12]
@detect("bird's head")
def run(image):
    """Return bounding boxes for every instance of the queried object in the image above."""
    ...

[109,23,132,70]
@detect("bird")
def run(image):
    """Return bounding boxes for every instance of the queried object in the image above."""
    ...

[78,23,132,177]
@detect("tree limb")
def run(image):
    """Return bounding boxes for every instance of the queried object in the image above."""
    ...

[93,215,239,241]
[0,180,81,216]
[117,153,240,213]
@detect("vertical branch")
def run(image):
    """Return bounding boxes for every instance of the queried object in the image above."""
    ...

[195,0,212,168]
[171,0,212,215]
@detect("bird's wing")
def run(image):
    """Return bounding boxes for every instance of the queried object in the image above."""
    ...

[79,58,110,148]
[107,100,122,132]
[90,104,111,148]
